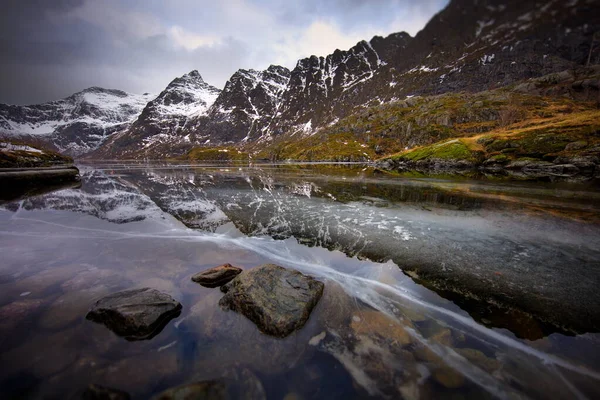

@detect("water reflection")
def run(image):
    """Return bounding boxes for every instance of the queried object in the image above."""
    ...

[0,163,599,399]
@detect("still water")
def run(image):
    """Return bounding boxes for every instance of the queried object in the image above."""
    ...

[0,163,599,399]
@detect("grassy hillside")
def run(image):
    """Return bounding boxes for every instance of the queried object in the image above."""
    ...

[185,146,249,162]
[255,86,599,165]
[383,106,600,174]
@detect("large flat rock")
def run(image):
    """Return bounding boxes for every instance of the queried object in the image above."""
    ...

[219,264,324,338]
[86,288,182,340]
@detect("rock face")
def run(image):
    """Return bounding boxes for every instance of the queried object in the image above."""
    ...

[219,264,324,338]
[86,288,182,340]
[0,87,153,156]
[191,264,242,288]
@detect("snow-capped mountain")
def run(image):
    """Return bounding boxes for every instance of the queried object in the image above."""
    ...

[0,87,154,156]
[101,0,598,159]
[187,65,291,143]
[89,70,221,159]
[262,0,599,139]
[4,0,598,160]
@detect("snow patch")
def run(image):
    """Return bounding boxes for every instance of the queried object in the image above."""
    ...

[0,142,43,154]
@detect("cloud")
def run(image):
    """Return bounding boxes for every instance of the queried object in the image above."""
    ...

[0,0,448,105]
[167,26,222,51]
[271,20,376,66]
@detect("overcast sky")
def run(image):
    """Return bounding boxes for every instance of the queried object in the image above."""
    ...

[0,0,448,105]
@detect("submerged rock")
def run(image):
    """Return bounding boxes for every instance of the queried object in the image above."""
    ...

[153,367,266,400]
[191,264,242,288]
[0,298,46,341]
[82,384,130,400]
[219,264,324,338]
[151,381,226,400]
[86,288,182,340]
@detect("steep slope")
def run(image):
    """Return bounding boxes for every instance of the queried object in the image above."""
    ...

[257,66,600,180]
[268,32,412,137]
[90,70,221,159]
[186,65,291,143]
[0,88,153,156]
[379,0,600,97]
[264,0,600,141]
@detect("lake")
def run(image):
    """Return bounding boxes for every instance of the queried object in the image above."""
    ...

[1,163,599,399]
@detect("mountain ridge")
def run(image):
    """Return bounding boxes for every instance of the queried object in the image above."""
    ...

[2,0,599,160]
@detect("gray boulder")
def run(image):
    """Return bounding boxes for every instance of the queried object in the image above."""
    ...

[86,288,181,340]
[219,264,324,338]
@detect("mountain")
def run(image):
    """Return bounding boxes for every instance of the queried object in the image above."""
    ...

[92,70,221,159]
[187,65,291,143]
[0,87,153,156]
[3,0,598,160]
[93,0,598,159]
[261,0,599,139]
[92,66,290,158]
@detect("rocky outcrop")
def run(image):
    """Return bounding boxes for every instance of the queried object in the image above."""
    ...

[219,264,324,337]
[191,264,242,288]
[0,141,74,168]
[86,288,182,340]
[0,141,81,204]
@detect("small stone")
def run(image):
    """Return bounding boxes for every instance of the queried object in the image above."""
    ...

[86,288,182,340]
[82,384,131,400]
[219,264,324,338]
[20,291,31,297]
[191,263,242,288]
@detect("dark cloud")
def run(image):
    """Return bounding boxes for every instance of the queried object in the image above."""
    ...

[0,0,447,105]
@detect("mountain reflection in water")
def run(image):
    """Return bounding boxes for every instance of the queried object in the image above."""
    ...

[0,163,599,399]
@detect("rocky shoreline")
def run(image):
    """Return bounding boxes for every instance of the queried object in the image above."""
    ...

[0,141,81,203]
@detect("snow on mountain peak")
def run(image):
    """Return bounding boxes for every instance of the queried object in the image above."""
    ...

[145,70,221,118]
